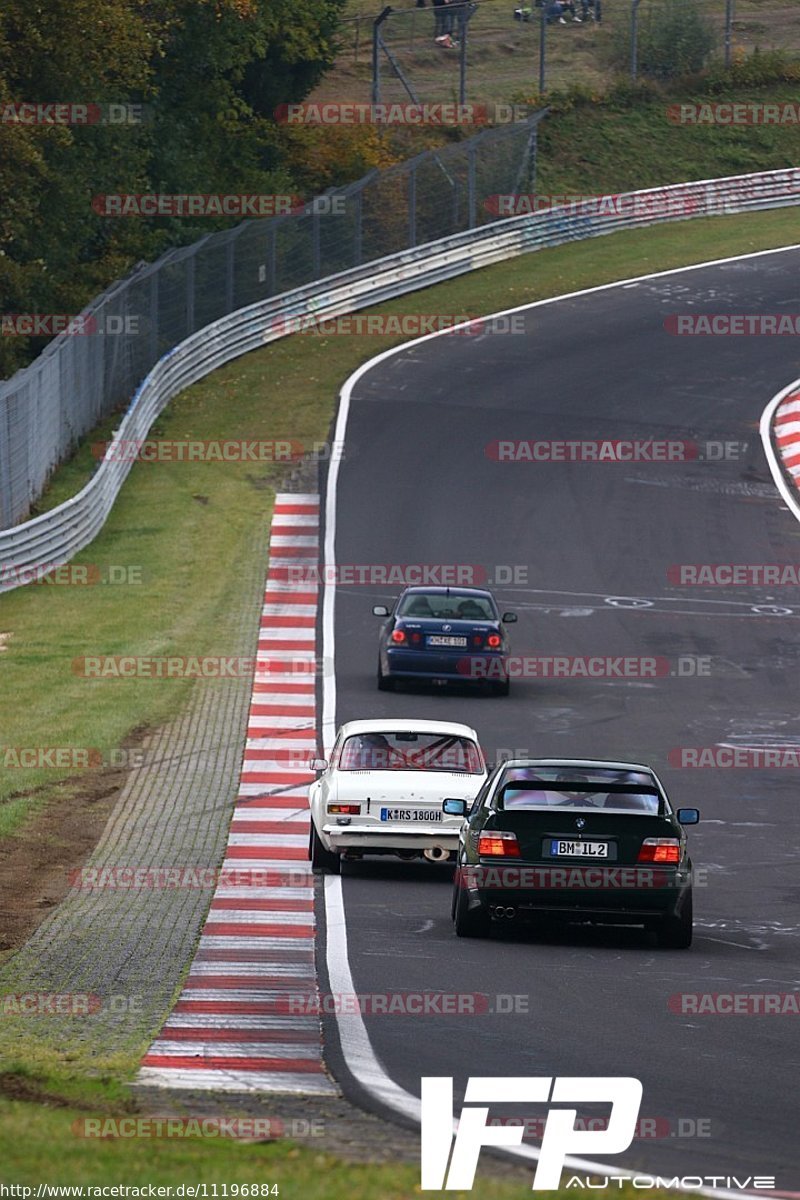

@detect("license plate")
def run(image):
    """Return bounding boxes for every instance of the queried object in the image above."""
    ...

[426,635,467,648]
[380,807,443,823]
[550,839,609,858]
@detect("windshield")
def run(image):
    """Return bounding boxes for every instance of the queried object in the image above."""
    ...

[496,766,662,813]
[397,592,497,621]
[338,731,484,774]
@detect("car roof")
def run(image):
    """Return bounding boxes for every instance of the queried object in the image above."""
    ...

[337,718,481,740]
[400,586,495,599]
[496,757,657,774]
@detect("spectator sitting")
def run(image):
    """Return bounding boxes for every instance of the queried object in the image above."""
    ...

[580,0,601,20]
[547,0,581,22]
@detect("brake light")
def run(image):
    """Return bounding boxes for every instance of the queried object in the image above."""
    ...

[328,804,360,815]
[637,838,681,864]
[391,629,406,644]
[478,830,520,857]
[487,634,502,648]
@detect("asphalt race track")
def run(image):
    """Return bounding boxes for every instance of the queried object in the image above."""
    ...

[321,247,800,1189]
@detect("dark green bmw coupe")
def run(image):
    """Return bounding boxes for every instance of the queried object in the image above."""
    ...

[445,758,698,948]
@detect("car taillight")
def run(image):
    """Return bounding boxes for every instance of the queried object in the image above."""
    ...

[487,634,502,648]
[637,838,681,864]
[478,830,521,857]
[328,804,360,815]
[391,629,406,644]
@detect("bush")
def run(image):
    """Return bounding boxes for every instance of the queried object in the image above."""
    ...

[612,0,716,81]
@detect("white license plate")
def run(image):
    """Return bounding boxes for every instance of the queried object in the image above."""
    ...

[381,807,443,823]
[551,839,609,858]
[427,635,467,648]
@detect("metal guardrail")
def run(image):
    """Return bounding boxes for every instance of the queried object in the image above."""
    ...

[1,167,799,592]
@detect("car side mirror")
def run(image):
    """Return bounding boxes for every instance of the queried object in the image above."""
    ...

[502,612,517,623]
[442,798,468,816]
[677,807,699,825]
[310,757,328,772]
[372,605,389,617]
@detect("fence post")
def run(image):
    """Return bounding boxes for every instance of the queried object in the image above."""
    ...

[225,232,235,313]
[630,0,642,82]
[186,253,195,336]
[149,269,159,365]
[408,162,417,248]
[539,1,547,94]
[467,141,477,228]
[312,206,321,278]
[724,0,734,68]
[372,7,392,105]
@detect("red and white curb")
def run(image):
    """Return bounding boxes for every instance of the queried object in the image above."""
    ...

[773,387,800,485]
[138,493,336,1094]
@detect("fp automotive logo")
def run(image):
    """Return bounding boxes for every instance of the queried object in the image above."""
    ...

[421,1076,643,1190]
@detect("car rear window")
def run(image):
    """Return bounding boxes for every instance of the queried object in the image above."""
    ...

[496,766,662,813]
[397,593,497,621]
[499,785,661,814]
[338,732,483,773]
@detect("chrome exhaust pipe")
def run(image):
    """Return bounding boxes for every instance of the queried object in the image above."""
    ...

[494,905,506,918]
[424,845,450,862]
[504,906,516,919]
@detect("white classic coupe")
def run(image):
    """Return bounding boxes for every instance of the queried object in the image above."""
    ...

[307,718,487,873]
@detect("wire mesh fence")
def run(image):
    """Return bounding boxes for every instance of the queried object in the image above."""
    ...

[0,114,543,529]
[336,0,796,105]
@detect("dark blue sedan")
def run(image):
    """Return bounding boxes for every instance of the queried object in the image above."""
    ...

[372,586,517,695]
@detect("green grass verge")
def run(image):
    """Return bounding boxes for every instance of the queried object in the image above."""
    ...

[0,1089,687,1200]
[1,205,798,836]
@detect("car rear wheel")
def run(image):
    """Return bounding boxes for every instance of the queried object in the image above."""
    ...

[453,881,490,938]
[656,892,692,949]
[377,660,394,691]
[309,824,340,875]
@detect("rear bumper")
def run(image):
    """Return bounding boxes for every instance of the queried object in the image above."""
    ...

[384,647,508,682]
[322,823,459,852]
[458,862,691,921]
